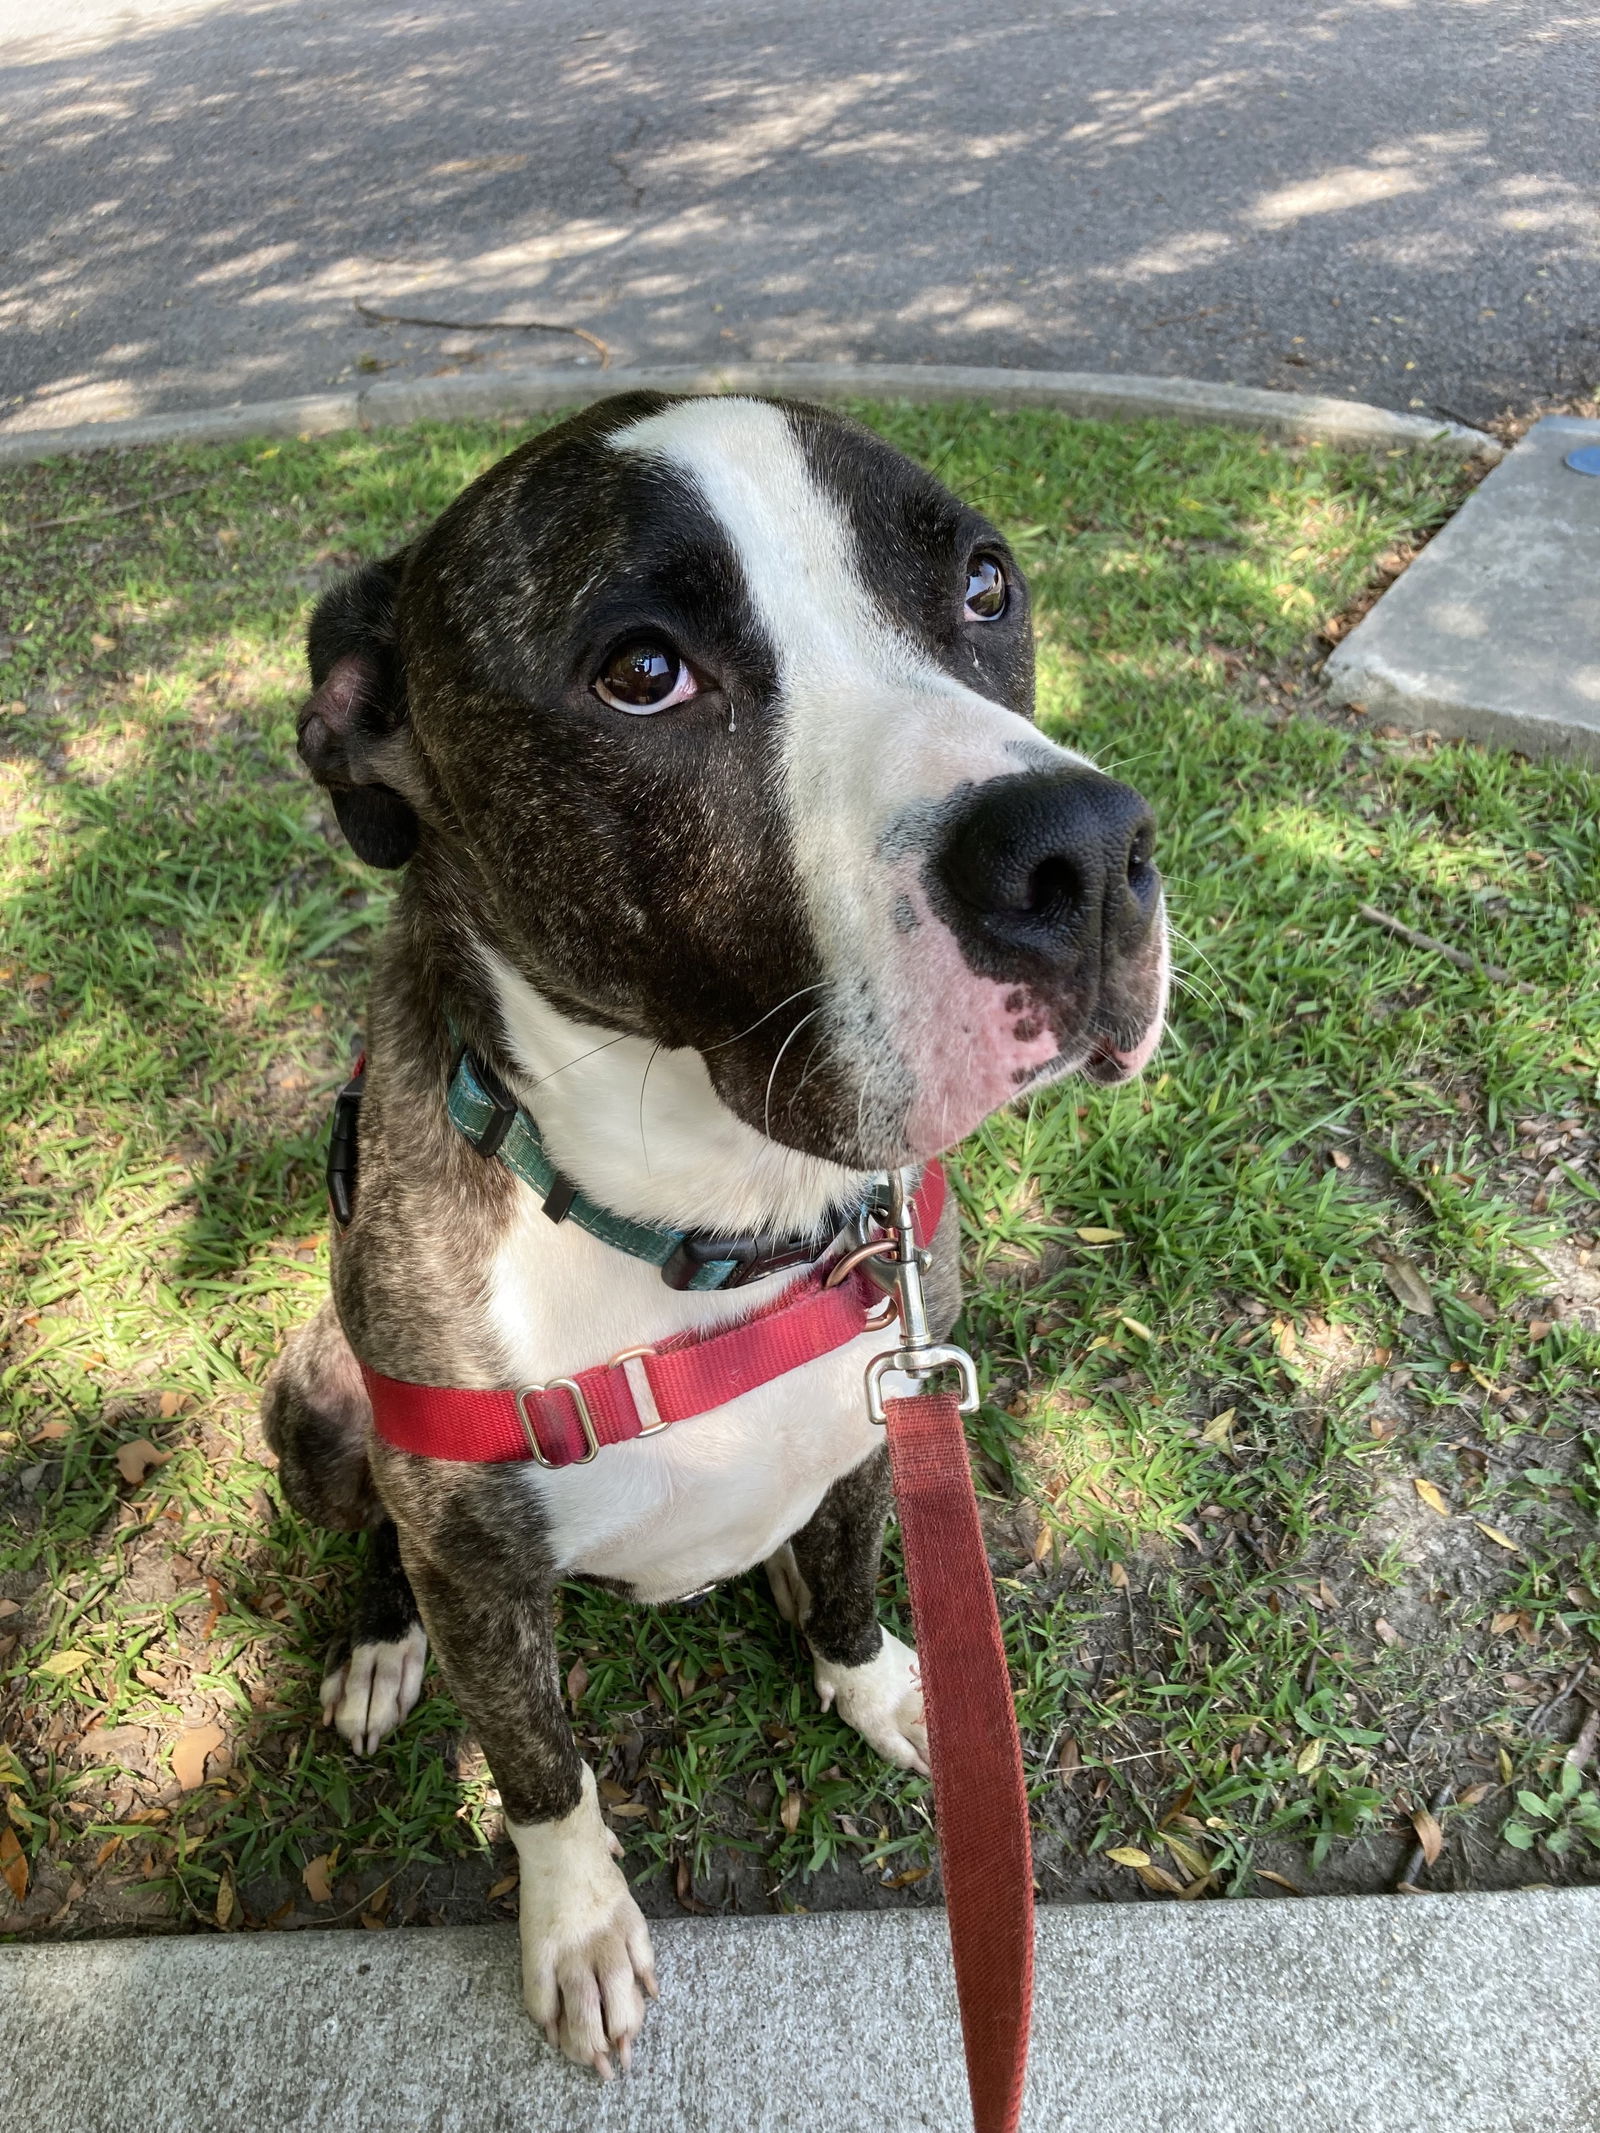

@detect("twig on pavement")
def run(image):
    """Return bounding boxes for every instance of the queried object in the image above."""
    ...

[354,300,610,367]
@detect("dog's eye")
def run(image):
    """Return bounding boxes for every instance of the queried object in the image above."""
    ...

[963,555,1008,622]
[593,639,699,714]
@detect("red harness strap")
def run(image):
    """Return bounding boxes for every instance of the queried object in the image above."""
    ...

[886,1391,1033,2133]
[363,1164,946,1467]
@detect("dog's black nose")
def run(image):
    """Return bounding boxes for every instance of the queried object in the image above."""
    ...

[935,768,1159,968]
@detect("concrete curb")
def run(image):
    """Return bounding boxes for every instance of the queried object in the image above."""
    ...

[5,1890,1598,2131]
[0,362,1502,466]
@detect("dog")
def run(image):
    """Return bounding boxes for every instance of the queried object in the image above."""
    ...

[263,391,1168,2078]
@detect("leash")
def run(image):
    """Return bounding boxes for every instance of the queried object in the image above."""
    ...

[871,1173,1034,2133]
[332,1066,1032,2129]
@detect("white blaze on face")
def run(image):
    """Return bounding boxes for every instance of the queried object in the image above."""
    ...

[608,398,1094,1158]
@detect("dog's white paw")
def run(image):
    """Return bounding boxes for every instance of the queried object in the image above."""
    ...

[320,1622,428,1755]
[764,1541,812,1626]
[512,1765,659,2080]
[814,1628,929,1776]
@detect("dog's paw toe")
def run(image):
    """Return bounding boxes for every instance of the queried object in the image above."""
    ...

[320,1622,428,1754]
[524,1896,657,2078]
[763,1541,811,1627]
[813,1629,929,1776]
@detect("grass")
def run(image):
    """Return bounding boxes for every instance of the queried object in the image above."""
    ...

[2,404,1598,1940]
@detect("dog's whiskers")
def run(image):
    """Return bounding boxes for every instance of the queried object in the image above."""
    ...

[637,1040,663,1172]
[763,1008,822,1141]
[704,983,826,1054]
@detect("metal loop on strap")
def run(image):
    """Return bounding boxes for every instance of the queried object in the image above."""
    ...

[516,1378,599,1467]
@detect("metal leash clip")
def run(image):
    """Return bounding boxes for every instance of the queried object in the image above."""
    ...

[863,1167,982,1424]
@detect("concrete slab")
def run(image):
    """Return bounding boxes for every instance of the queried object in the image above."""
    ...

[5,1891,1598,2132]
[1326,416,1600,763]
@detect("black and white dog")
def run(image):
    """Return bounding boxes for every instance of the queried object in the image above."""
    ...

[264,392,1168,2077]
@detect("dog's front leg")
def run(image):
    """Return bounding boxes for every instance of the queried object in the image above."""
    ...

[767,1445,929,1777]
[402,1545,657,2077]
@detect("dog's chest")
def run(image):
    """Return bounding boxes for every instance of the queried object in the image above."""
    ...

[483,1196,884,1601]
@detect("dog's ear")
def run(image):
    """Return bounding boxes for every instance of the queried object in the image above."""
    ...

[297,555,420,869]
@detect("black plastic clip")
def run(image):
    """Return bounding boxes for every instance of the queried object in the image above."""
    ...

[326,1062,366,1229]
[460,1049,519,1161]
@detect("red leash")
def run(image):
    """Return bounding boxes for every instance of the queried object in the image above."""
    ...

[887,1391,1034,2133]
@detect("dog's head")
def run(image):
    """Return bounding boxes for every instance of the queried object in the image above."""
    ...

[298,393,1167,1170]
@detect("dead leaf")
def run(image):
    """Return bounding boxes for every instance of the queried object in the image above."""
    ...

[1328,1148,1352,1170]
[1032,1521,1055,1564]
[1499,1748,1515,1785]
[780,1790,803,1834]
[0,1822,27,1905]
[116,1438,169,1486]
[565,1658,588,1708]
[1381,1256,1436,1316]
[0,1600,20,1619]
[171,1721,225,1791]
[1108,1561,1129,1591]
[92,1835,122,1869]
[674,1856,707,1913]
[1458,1782,1493,1808]
[1162,1833,1210,1880]
[608,1801,650,1818]
[1255,1869,1302,1895]
[360,1911,387,1930]
[1106,1845,1150,1869]
[1271,1318,1299,1362]
[35,1649,90,1677]
[1075,1227,1125,1244]
[1374,1618,1402,1648]
[1057,1736,1080,1780]
[1475,1522,1521,1554]
[882,1865,931,1889]
[1295,1738,1323,1775]
[215,1874,236,1928]
[302,1852,336,1904]
[1412,1477,1451,1517]
[598,1777,631,1805]
[1528,1320,1554,1342]
[30,1420,70,1444]
[201,1577,226,1640]
[485,1870,519,1903]
[1200,1407,1237,1448]
[1119,1316,1154,1342]
[1411,1808,1443,1866]
[1134,1859,1186,1895]
[158,1390,183,1420]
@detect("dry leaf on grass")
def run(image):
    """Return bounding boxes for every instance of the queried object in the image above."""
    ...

[485,1870,519,1903]
[31,1420,70,1444]
[882,1865,930,1889]
[215,1875,236,1928]
[1295,1739,1323,1775]
[1411,1808,1444,1866]
[0,1600,20,1620]
[1380,1257,1436,1316]
[1108,1561,1129,1591]
[1057,1736,1080,1780]
[1413,1478,1451,1517]
[0,1822,27,1905]
[302,1852,336,1904]
[1075,1227,1125,1244]
[1374,1619,1402,1648]
[1199,1408,1236,1449]
[1475,1522,1522,1554]
[35,1649,90,1677]
[170,1721,225,1791]
[674,1856,707,1913]
[1105,1845,1150,1869]
[780,1791,804,1834]
[158,1390,183,1420]
[1255,1870,1302,1895]
[116,1439,169,1486]
[565,1659,588,1708]
[1134,1859,1186,1895]
[1528,1320,1554,1342]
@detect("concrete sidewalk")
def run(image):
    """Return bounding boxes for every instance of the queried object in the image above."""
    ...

[5,1891,1597,2132]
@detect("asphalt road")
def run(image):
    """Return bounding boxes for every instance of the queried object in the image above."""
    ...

[2,0,1597,434]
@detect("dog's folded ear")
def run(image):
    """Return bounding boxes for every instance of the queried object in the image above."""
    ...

[298,554,420,869]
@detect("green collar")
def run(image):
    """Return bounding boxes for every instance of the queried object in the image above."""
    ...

[447,1047,861,1293]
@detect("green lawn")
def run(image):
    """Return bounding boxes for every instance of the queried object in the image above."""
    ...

[2,405,1598,1939]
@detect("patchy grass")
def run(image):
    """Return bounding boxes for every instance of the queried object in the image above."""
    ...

[1,406,1597,1942]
